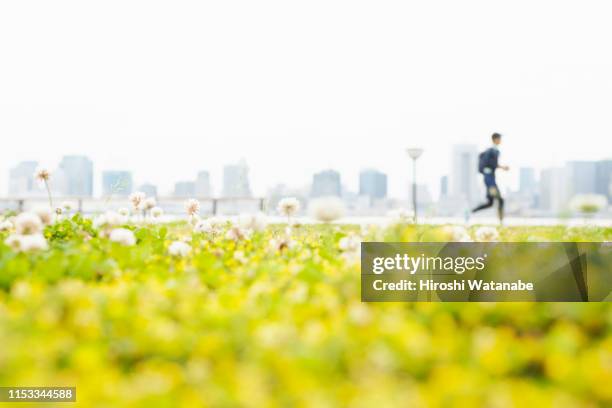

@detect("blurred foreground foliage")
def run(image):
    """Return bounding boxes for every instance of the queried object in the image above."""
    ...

[0,218,611,407]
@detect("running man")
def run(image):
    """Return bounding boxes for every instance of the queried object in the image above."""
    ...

[472,133,509,223]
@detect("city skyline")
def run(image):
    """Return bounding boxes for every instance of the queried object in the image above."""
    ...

[4,152,610,217]
[2,144,609,202]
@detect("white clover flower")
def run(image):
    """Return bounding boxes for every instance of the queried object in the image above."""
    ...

[93,214,108,229]
[277,197,300,218]
[339,233,362,264]
[151,207,164,218]
[14,212,43,235]
[4,234,22,251]
[225,225,250,241]
[209,217,225,228]
[118,207,130,217]
[185,199,200,217]
[0,219,13,232]
[443,226,472,242]
[129,192,146,210]
[233,250,247,263]
[19,233,48,252]
[308,197,346,223]
[143,197,157,211]
[168,240,191,257]
[194,217,225,235]
[339,233,362,253]
[194,219,213,234]
[269,237,296,252]
[94,211,124,230]
[105,211,125,226]
[34,207,54,226]
[474,226,499,242]
[109,228,136,246]
[239,213,268,232]
[34,167,51,182]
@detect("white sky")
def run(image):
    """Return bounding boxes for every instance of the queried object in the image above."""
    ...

[1,0,611,198]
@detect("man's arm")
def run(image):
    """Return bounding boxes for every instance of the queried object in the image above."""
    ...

[493,150,509,171]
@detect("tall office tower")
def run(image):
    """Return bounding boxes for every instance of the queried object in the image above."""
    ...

[595,159,612,201]
[359,169,387,200]
[195,171,212,197]
[174,181,196,197]
[311,169,341,197]
[439,175,448,198]
[539,167,569,214]
[450,144,479,205]
[565,161,597,196]
[58,155,94,197]
[138,183,158,198]
[102,171,133,197]
[222,160,251,198]
[8,161,43,196]
[519,167,537,194]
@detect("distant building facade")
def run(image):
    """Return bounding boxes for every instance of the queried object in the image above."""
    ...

[195,171,212,197]
[311,169,341,197]
[566,161,597,196]
[58,155,93,197]
[439,175,448,198]
[539,167,569,214]
[450,144,480,206]
[223,160,251,197]
[102,171,133,197]
[519,167,537,195]
[8,161,42,196]
[138,183,158,198]
[359,169,387,200]
[595,159,612,201]
[174,181,196,197]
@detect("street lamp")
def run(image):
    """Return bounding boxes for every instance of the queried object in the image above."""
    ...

[406,147,424,223]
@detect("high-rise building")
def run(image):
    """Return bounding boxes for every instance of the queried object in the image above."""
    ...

[595,159,612,200]
[8,161,43,196]
[223,160,251,198]
[312,169,341,197]
[566,161,597,196]
[58,155,93,197]
[359,169,387,200]
[102,171,133,197]
[450,144,479,205]
[440,175,448,198]
[519,167,537,194]
[138,183,158,198]
[174,181,196,197]
[195,171,212,197]
[539,167,569,213]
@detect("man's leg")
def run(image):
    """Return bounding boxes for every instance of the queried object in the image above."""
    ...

[472,195,494,213]
[497,195,504,223]
[473,174,496,213]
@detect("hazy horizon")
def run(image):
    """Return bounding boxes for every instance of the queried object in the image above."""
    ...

[2,1,611,198]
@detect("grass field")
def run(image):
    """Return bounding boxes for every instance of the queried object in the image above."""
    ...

[0,212,611,407]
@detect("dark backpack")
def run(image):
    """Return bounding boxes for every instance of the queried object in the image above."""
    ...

[478,149,492,174]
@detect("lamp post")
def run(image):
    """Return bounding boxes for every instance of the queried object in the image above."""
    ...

[406,148,424,223]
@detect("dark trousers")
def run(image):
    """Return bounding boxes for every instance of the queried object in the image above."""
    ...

[472,173,504,221]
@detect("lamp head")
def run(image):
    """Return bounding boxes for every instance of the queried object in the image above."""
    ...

[406,148,424,160]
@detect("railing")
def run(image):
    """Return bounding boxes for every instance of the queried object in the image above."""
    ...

[0,197,266,216]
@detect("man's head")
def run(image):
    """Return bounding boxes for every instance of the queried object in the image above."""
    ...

[491,133,502,145]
